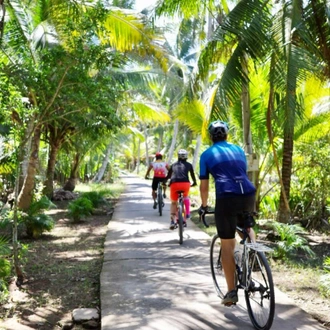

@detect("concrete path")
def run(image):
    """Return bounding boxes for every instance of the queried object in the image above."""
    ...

[100,174,326,330]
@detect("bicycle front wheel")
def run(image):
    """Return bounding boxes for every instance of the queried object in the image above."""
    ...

[157,188,163,216]
[244,251,275,330]
[210,235,227,299]
[177,203,184,245]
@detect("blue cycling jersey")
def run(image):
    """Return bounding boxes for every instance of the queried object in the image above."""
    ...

[199,141,256,198]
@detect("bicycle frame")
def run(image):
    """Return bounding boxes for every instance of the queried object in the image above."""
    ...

[235,225,273,290]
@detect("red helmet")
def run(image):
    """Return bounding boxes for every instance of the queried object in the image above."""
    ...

[155,152,162,157]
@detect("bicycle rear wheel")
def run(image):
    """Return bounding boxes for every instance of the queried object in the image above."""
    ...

[244,251,275,330]
[210,234,227,298]
[157,186,163,216]
[177,203,184,244]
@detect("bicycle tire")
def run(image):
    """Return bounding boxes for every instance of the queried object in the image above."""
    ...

[157,185,163,216]
[178,203,184,245]
[244,251,275,330]
[210,234,227,298]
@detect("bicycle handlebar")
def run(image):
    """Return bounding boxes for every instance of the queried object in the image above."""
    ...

[199,208,258,228]
[199,209,214,228]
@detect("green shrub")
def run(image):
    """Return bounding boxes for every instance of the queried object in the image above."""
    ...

[271,222,315,259]
[23,196,56,238]
[0,236,12,303]
[80,191,105,208]
[320,257,330,298]
[67,197,93,223]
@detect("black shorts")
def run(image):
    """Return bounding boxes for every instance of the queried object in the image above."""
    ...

[215,194,256,239]
[152,177,166,191]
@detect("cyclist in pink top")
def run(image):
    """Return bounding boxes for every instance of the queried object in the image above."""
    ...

[145,152,170,209]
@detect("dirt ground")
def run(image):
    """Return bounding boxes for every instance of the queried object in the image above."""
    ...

[1,200,330,330]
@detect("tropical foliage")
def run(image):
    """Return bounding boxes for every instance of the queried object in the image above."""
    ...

[320,257,330,298]
[0,0,329,308]
[271,222,315,259]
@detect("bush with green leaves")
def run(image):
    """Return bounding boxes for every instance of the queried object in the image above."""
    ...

[290,140,330,229]
[271,222,315,259]
[320,256,330,298]
[0,235,11,303]
[80,191,106,208]
[22,196,56,238]
[67,197,93,223]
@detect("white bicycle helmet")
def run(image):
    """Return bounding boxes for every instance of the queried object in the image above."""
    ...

[208,120,229,138]
[178,149,188,160]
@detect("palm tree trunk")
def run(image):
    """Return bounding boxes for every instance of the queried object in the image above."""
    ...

[136,139,141,174]
[167,120,179,163]
[17,120,34,192]
[144,124,150,168]
[92,141,112,183]
[266,61,290,218]
[63,153,81,191]
[157,127,164,152]
[241,53,253,155]
[0,0,5,42]
[17,125,41,211]
[43,143,60,199]
[192,135,202,169]
[12,164,24,285]
[277,0,300,223]
[278,129,294,222]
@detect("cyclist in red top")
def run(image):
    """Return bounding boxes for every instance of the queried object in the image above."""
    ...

[145,152,170,209]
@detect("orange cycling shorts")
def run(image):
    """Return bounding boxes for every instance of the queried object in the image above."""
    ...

[170,182,190,201]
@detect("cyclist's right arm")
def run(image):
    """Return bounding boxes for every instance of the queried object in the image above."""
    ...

[145,164,153,179]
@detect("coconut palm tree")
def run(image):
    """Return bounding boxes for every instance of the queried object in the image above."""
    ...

[1,0,171,206]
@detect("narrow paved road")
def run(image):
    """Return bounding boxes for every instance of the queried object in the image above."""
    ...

[100,174,326,330]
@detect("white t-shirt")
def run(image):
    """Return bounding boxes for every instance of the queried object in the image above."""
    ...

[152,161,168,178]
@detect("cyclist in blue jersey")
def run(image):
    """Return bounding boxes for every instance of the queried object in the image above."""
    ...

[198,120,256,306]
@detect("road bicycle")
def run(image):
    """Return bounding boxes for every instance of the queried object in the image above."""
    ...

[175,191,185,245]
[171,183,197,244]
[156,181,165,216]
[169,190,185,244]
[201,210,275,330]
[145,177,165,215]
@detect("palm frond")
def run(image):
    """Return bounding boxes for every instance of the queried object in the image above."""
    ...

[132,101,170,123]
[7,1,34,42]
[173,99,209,139]
[98,8,165,69]
[155,0,208,19]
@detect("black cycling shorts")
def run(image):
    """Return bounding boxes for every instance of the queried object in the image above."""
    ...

[215,194,256,239]
[152,177,166,191]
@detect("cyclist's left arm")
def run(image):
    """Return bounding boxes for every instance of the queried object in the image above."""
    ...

[189,164,197,186]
